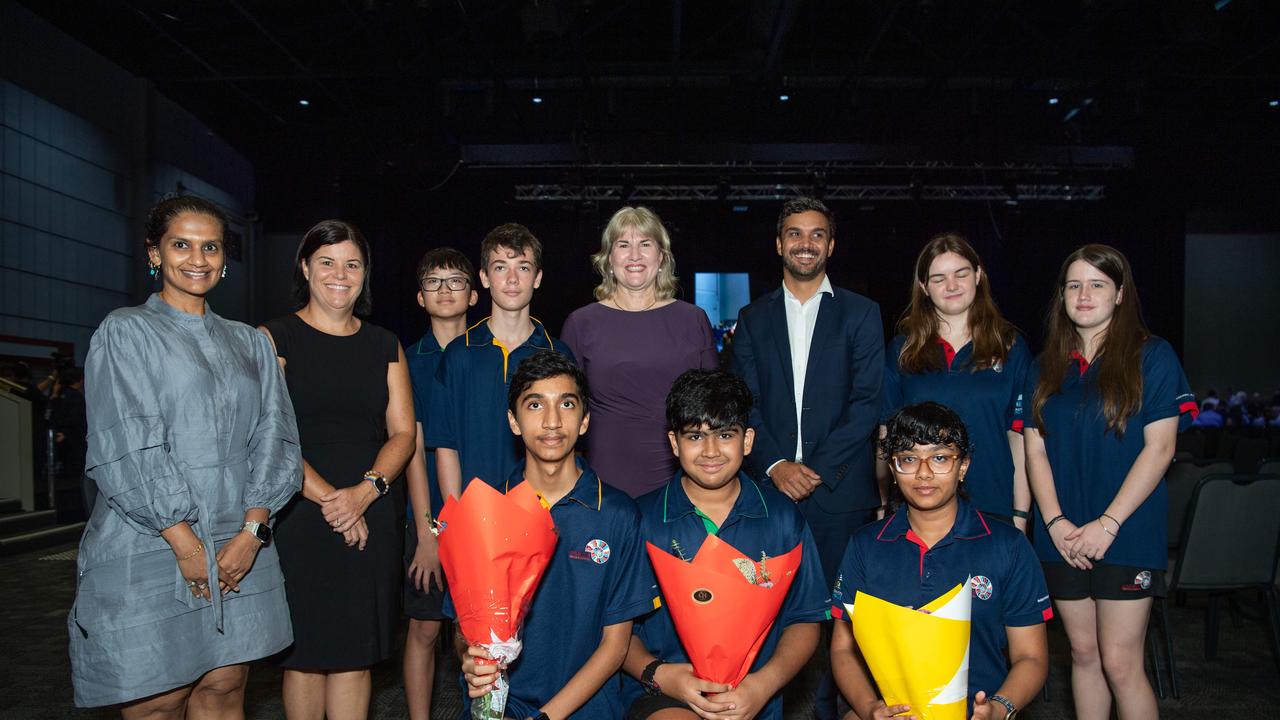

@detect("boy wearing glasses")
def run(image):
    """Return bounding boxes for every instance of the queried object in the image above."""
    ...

[830,402,1050,720]
[403,247,478,720]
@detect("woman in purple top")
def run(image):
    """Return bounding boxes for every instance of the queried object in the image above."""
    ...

[561,206,719,497]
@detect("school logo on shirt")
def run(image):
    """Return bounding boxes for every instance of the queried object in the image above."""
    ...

[991,359,1004,373]
[584,539,611,564]
[970,575,994,601]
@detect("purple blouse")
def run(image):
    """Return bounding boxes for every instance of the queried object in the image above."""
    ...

[560,300,719,497]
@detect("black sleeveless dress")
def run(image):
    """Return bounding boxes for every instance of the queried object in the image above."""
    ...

[265,313,405,669]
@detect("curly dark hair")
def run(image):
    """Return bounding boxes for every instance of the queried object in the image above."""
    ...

[665,369,753,433]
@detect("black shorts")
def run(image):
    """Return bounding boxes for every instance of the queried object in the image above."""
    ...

[1042,561,1165,601]
[403,518,447,621]
[626,694,690,720]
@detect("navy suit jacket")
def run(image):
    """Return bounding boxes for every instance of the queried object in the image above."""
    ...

[730,284,884,514]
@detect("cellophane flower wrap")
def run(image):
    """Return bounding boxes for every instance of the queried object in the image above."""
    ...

[435,479,558,720]
[646,535,803,687]
[845,579,972,720]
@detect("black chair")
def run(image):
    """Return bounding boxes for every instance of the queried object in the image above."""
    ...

[1233,437,1270,474]
[1161,474,1280,698]
[1259,459,1280,476]
[1166,460,1232,552]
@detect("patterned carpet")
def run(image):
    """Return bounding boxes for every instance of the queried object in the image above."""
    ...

[4,543,1278,719]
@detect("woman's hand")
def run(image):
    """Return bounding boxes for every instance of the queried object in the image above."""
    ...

[408,528,443,592]
[859,699,915,719]
[461,644,502,698]
[177,549,212,602]
[1047,518,1090,569]
[1064,519,1116,568]
[215,532,262,594]
[651,663,733,718]
[320,484,375,533]
[342,516,369,550]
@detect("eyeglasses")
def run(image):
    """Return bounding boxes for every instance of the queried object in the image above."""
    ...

[421,277,470,292]
[891,453,961,475]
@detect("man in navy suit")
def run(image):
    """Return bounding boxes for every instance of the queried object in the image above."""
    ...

[730,196,885,582]
[730,196,884,719]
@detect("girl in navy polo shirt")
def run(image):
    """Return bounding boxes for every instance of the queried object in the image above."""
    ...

[882,233,1032,527]
[831,402,1050,720]
[1026,244,1195,720]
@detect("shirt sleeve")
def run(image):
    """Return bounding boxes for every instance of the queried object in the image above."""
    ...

[603,503,660,626]
[778,516,833,626]
[828,534,866,621]
[84,316,195,536]
[1140,339,1197,430]
[1001,531,1053,626]
[1006,335,1033,433]
[423,347,461,450]
[244,330,303,515]
[880,336,905,424]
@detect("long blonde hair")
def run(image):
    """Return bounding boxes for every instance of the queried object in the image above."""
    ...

[591,206,680,301]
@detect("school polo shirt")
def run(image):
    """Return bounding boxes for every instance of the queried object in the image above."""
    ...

[881,334,1032,518]
[423,317,573,490]
[623,473,830,720]
[406,332,445,518]
[830,500,1051,711]
[446,459,656,720]
[1026,337,1196,569]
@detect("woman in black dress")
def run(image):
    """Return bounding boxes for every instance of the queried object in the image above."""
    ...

[260,220,415,720]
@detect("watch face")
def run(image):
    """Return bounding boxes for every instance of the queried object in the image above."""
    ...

[253,524,271,543]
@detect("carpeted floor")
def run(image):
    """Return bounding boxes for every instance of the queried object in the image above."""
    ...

[5,543,1278,718]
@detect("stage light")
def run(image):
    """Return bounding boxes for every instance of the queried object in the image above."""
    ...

[532,96,543,104]
[1270,99,1279,107]
[1048,97,1059,105]
[298,99,310,106]
[779,94,790,102]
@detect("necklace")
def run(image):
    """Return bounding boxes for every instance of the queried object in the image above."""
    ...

[610,295,659,312]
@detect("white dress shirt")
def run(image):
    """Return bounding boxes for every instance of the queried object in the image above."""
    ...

[780,274,833,466]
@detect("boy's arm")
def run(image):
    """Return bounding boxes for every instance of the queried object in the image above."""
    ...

[707,621,819,720]
[437,447,462,501]
[621,634,732,715]
[405,422,442,591]
[539,621,633,720]
[830,618,909,720]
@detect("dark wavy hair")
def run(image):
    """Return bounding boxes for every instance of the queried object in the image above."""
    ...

[878,401,974,461]
[666,369,753,433]
[416,247,475,289]
[144,194,227,248]
[291,220,373,315]
[1032,244,1148,437]
[895,232,1016,374]
[480,223,543,273]
[507,350,590,415]
[775,196,836,239]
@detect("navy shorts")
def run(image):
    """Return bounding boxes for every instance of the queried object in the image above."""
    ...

[1043,561,1165,601]
[403,518,447,620]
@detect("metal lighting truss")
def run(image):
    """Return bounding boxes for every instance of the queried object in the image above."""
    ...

[514,183,1104,202]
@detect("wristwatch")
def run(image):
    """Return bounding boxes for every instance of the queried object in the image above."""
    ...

[364,470,390,497]
[989,693,1017,719]
[640,659,665,696]
[241,520,271,546]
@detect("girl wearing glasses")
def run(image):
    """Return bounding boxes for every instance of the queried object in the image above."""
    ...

[560,206,718,498]
[831,402,1050,720]
[881,232,1032,528]
[1025,244,1195,720]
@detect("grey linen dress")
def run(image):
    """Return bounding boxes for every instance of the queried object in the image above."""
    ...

[69,294,303,707]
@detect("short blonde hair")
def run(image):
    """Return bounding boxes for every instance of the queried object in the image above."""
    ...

[591,206,680,301]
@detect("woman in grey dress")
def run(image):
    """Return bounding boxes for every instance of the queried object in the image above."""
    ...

[69,195,302,717]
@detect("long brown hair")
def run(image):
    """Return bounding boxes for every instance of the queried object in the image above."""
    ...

[896,232,1015,373]
[1032,244,1149,437]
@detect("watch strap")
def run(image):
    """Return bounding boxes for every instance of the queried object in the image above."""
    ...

[641,659,665,695]
[364,470,389,496]
[241,520,270,545]
[989,693,1016,719]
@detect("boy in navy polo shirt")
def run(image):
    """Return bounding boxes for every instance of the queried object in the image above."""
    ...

[831,402,1049,720]
[622,369,829,720]
[457,350,654,720]
[403,247,478,720]
[426,223,573,498]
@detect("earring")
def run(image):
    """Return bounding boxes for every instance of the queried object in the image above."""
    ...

[148,262,159,277]
[221,266,227,279]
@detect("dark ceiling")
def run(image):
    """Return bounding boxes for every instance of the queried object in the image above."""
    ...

[17,0,1280,188]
